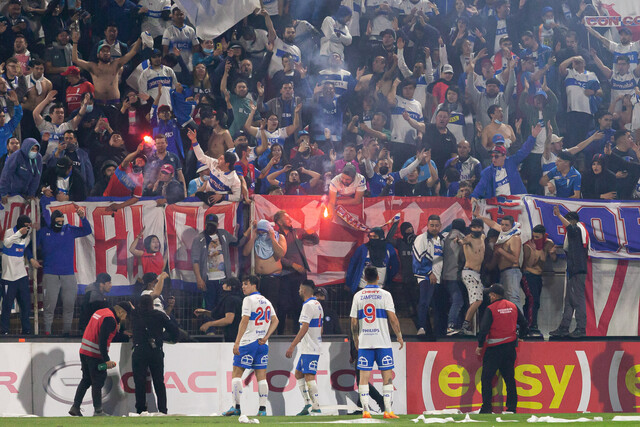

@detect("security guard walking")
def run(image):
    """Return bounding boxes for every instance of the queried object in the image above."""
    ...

[476,284,528,414]
[130,294,179,414]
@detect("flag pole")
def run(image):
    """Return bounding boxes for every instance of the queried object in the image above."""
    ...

[30,198,38,335]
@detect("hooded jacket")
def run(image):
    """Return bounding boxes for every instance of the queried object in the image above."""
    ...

[36,213,92,275]
[150,105,185,161]
[0,137,42,198]
[346,228,399,294]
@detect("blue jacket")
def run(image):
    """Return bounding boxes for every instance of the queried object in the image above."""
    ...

[47,147,95,189]
[471,135,535,199]
[346,242,399,293]
[170,88,196,127]
[37,217,92,275]
[0,137,41,197]
[0,105,22,157]
[151,105,185,160]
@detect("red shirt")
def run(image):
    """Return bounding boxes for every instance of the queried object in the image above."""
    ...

[66,81,95,112]
[79,308,117,359]
[141,250,164,274]
[103,164,143,198]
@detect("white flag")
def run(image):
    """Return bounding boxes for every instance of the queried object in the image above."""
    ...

[173,0,261,40]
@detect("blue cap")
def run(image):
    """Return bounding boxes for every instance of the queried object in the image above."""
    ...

[534,89,548,99]
[492,134,505,144]
[297,129,309,138]
[542,6,553,15]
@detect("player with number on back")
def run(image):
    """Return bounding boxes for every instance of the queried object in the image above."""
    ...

[350,265,404,419]
[224,275,279,417]
[285,280,324,416]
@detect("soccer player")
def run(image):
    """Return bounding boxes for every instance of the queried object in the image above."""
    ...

[224,275,279,417]
[350,266,404,419]
[285,280,323,416]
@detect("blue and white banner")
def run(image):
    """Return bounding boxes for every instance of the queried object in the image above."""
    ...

[173,0,261,40]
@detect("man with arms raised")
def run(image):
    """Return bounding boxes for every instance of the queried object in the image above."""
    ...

[285,280,323,416]
[71,30,141,105]
[457,218,486,336]
[350,266,403,419]
[223,275,279,417]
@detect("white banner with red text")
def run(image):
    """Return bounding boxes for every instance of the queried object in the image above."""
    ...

[0,341,405,416]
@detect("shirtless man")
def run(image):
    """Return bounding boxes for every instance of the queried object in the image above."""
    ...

[522,224,556,337]
[242,219,287,313]
[479,214,523,311]
[71,30,141,105]
[457,218,486,336]
[23,59,52,111]
[207,112,233,159]
[481,105,516,150]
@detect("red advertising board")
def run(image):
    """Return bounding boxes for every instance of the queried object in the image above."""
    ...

[406,341,640,413]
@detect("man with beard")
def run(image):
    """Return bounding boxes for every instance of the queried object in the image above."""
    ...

[347,228,399,294]
[71,30,141,105]
[588,26,640,72]
[138,49,177,110]
[191,214,237,311]
[274,210,319,334]
[466,54,516,127]
[48,130,94,189]
[162,7,199,73]
[457,218,486,336]
[365,152,422,197]
[0,137,19,173]
[387,220,419,324]
[103,143,146,212]
[265,10,302,78]
[41,156,87,201]
[35,205,92,335]
[22,59,52,138]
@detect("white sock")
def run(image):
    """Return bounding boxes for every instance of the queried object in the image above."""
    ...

[231,377,243,406]
[383,384,394,413]
[258,379,269,408]
[297,378,311,405]
[307,380,319,410]
[359,384,370,412]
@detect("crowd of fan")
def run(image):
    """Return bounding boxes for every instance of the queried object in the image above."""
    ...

[0,0,634,337]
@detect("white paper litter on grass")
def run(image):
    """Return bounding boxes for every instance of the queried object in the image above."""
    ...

[423,410,463,415]
[496,417,518,422]
[411,415,456,423]
[527,415,602,423]
[612,416,640,422]
[0,414,38,417]
[456,414,485,423]
[294,420,388,424]
[238,415,260,423]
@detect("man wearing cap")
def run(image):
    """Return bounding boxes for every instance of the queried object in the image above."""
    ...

[188,163,210,196]
[103,143,146,211]
[466,52,516,127]
[162,7,199,73]
[550,206,589,338]
[138,49,177,109]
[588,25,640,72]
[71,30,141,105]
[471,124,542,203]
[144,163,185,204]
[79,273,112,331]
[328,163,366,216]
[69,301,132,416]
[0,138,42,204]
[144,133,185,193]
[0,214,36,334]
[592,52,640,113]
[192,213,237,311]
[62,64,94,113]
[476,283,528,414]
[41,155,87,201]
[520,31,552,74]
[430,64,454,105]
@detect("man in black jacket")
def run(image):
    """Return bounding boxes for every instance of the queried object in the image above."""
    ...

[387,220,420,326]
[195,277,243,341]
[41,156,87,201]
[130,294,179,414]
[79,273,112,331]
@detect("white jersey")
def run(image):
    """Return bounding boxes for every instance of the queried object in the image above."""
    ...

[342,0,363,37]
[140,0,172,37]
[350,285,395,349]
[162,24,199,72]
[298,297,323,355]
[329,173,367,198]
[565,68,599,114]
[610,71,638,112]
[391,95,423,143]
[138,65,176,108]
[320,15,352,57]
[608,40,640,71]
[268,37,302,77]
[240,292,276,346]
[263,0,279,15]
[318,68,353,97]
[193,143,242,201]
[38,120,75,162]
[240,29,269,54]
[257,127,288,147]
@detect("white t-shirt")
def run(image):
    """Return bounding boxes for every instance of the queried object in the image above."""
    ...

[240,29,269,54]
[318,68,353,97]
[349,285,395,349]
[494,166,510,196]
[494,19,508,53]
[141,290,166,315]
[162,24,199,72]
[38,121,75,162]
[257,127,288,147]
[140,0,172,38]
[263,0,279,15]
[268,37,302,77]
[391,95,423,143]
[532,110,546,154]
[565,68,599,114]
[610,71,638,112]
[608,40,640,71]
[138,65,177,108]
[342,0,363,37]
[240,292,276,346]
[298,297,323,355]
[329,173,367,198]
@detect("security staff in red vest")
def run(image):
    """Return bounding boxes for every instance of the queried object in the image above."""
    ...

[69,302,133,417]
[476,284,528,414]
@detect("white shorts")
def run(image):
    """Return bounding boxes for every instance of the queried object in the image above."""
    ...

[462,269,483,303]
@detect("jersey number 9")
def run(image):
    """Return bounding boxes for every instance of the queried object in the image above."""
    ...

[363,303,376,324]
[255,306,272,326]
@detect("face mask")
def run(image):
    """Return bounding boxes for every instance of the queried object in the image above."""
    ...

[132,166,143,174]
[28,151,37,159]
[205,224,217,235]
[472,230,482,238]
[545,19,554,25]
[494,120,502,125]
[52,222,63,232]
[379,166,389,175]
[203,48,214,54]
[86,104,94,113]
